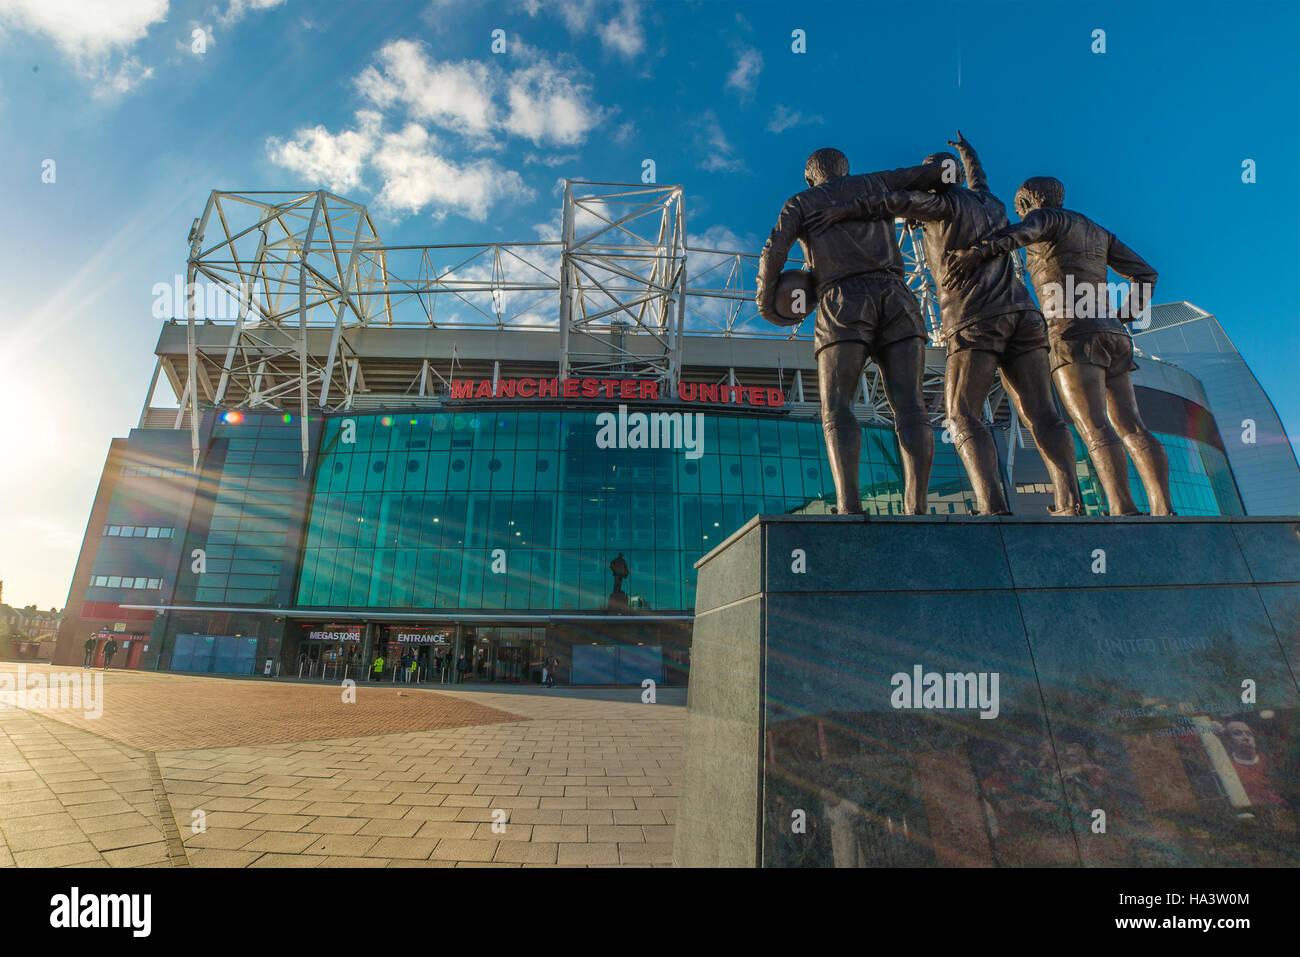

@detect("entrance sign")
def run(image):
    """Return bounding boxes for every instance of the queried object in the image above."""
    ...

[386,627,449,645]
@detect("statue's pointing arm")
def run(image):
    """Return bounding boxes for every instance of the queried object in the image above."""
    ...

[944,131,987,192]
[756,198,803,323]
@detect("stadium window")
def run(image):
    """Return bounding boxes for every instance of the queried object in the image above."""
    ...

[107,576,122,588]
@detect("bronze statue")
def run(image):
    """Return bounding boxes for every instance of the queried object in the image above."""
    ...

[609,553,629,593]
[807,133,1084,516]
[947,177,1174,515]
[757,150,949,515]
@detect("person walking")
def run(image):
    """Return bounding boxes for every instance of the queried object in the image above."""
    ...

[545,656,557,689]
[83,635,96,669]
[456,653,468,684]
[102,638,118,670]
[371,653,385,682]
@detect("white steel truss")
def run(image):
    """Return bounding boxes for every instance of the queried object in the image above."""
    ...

[174,182,1010,470]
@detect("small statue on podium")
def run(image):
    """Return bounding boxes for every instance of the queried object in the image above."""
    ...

[608,553,630,612]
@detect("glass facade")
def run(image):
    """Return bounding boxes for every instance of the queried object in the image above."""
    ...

[1073,430,1244,517]
[178,418,304,605]
[295,410,981,613]
[165,409,1246,617]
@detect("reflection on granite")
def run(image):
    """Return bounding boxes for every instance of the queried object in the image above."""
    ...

[674,516,1300,868]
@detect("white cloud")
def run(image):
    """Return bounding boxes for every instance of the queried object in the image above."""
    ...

[554,0,597,33]
[0,0,168,57]
[267,38,607,221]
[612,121,635,145]
[597,1,644,58]
[370,123,533,222]
[354,39,604,149]
[356,39,498,141]
[766,104,823,134]
[220,0,287,27]
[533,0,649,59]
[97,55,154,97]
[727,46,761,94]
[266,110,383,194]
[524,152,580,167]
[0,0,168,95]
[689,224,751,253]
[696,113,743,173]
[503,60,605,146]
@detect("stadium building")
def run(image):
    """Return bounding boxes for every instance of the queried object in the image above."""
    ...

[53,184,1288,684]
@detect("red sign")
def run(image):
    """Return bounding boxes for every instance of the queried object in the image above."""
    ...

[449,377,785,408]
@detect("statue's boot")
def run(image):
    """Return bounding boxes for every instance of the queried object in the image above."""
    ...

[1088,439,1141,516]
[953,429,1009,516]
[1124,433,1176,516]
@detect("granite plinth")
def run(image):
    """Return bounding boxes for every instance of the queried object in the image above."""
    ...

[673,515,1300,868]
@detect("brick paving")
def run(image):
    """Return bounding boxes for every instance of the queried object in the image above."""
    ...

[0,662,683,867]
[0,666,524,751]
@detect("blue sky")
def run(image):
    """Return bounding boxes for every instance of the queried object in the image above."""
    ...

[1,0,1297,607]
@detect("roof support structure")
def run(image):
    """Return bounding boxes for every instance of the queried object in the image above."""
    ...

[164,184,1018,441]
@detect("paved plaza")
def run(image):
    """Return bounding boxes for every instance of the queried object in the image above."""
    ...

[0,663,683,867]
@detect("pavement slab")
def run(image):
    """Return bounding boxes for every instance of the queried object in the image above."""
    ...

[0,662,683,868]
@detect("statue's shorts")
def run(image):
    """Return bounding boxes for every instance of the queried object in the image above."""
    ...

[1050,330,1139,379]
[814,273,927,358]
[944,310,1049,360]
